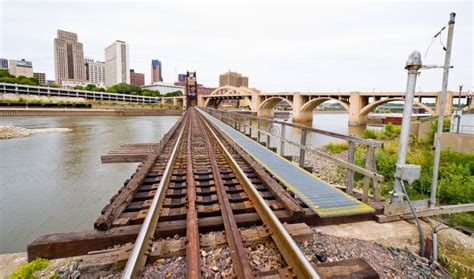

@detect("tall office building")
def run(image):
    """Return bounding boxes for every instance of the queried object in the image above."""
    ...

[9,59,34,77]
[0,58,8,70]
[151,59,163,83]
[105,40,130,87]
[33,72,46,84]
[130,69,145,86]
[54,30,86,86]
[84,57,106,87]
[219,71,248,87]
[177,73,186,82]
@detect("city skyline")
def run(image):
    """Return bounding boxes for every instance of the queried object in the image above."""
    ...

[0,1,472,92]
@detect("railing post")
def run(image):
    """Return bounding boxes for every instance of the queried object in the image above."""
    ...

[257,119,261,142]
[266,131,271,148]
[362,145,374,202]
[371,147,380,202]
[280,123,286,156]
[248,118,252,138]
[299,129,307,167]
[346,141,355,195]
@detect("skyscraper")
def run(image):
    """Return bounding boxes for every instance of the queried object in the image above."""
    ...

[84,58,106,87]
[151,59,163,83]
[0,58,8,70]
[219,71,248,87]
[105,40,130,87]
[54,30,86,85]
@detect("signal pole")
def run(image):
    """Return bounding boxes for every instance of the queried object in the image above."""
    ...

[430,13,456,209]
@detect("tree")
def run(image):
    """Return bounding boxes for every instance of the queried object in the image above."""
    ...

[164,90,183,97]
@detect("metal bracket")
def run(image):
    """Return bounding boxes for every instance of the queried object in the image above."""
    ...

[395,164,421,185]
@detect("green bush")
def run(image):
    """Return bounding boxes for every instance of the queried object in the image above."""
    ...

[9,258,48,279]
[361,129,377,139]
[325,142,348,154]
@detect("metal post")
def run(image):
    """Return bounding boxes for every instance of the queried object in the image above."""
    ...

[430,13,456,209]
[455,85,463,133]
[392,50,422,204]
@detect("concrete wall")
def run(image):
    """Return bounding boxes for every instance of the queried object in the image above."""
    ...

[441,133,474,153]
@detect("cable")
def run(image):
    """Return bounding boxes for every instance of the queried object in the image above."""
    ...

[424,25,447,59]
[400,180,425,257]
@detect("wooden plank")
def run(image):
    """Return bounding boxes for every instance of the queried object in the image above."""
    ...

[27,225,142,261]
[316,258,379,279]
[101,154,149,163]
[376,203,474,223]
[79,223,313,273]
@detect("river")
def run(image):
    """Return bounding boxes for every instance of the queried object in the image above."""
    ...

[0,116,180,253]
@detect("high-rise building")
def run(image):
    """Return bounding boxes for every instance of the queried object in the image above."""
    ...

[54,30,86,86]
[177,73,186,82]
[84,58,106,87]
[33,72,46,84]
[219,71,248,87]
[105,40,130,87]
[9,59,34,77]
[0,58,8,70]
[151,59,163,83]
[130,69,145,86]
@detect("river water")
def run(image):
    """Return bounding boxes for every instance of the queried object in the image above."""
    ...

[1,112,471,253]
[0,116,180,253]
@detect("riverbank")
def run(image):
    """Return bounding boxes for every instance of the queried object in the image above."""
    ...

[0,108,183,117]
[0,125,72,140]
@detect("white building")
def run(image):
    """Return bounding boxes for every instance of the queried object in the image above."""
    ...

[142,82,185,95]
[8,59,34,77]
[84,57,106,87]
[105,40,130,87]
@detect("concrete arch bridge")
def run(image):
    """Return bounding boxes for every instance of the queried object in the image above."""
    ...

[198,86,472,125]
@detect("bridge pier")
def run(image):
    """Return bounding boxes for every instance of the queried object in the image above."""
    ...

[291,93,312,122]
[435,92,454,115]
[348,93,369,126]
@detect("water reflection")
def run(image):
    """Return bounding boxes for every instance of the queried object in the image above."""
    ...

[0,116,179,253]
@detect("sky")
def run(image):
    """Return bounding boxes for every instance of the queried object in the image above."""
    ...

[0,0,472,93]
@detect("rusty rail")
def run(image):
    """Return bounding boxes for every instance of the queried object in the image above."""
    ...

[197,111,255,278]
[198,109,320,278]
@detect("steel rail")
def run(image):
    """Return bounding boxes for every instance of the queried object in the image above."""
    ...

[122,112,189,278]
[196,110,255,279]
[185,109,201,278]
[198,108,320,278]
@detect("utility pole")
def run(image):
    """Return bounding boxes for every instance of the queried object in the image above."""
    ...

[392,50,422,204]
[430,13,456,209]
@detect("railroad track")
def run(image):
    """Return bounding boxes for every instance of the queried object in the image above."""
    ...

[104,108,319,278]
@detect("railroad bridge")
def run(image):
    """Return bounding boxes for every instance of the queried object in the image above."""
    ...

[198,86,472,125]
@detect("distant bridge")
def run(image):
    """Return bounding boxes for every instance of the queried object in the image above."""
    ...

[0,83,161,104]
[198,86,472,125]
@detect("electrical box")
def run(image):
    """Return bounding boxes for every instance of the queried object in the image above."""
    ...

[395,164,421,185]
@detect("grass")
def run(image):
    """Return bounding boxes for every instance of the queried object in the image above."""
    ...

[8,258,48,279]
[325,142,348,154]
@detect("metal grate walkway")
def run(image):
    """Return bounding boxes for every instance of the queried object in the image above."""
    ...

[199,109,374,218]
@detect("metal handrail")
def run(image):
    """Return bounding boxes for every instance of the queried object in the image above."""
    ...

[201,107,384,202]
